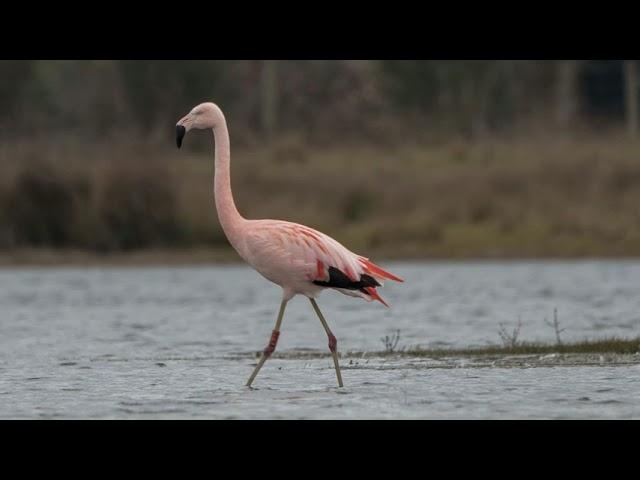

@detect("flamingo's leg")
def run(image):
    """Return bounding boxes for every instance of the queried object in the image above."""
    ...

[246,299,287,387]
[309,298,344,387]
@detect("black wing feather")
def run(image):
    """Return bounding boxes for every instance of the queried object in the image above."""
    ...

[313,266,381,295]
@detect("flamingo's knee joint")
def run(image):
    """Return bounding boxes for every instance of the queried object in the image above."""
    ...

[328,333,337,353]
[263,330,280,357]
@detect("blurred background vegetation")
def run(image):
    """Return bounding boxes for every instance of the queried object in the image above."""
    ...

[1,60,639,263]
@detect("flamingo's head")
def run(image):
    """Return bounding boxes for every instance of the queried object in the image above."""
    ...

[176,102,223,148]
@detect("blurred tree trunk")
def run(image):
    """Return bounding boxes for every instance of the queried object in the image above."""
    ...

[555,60,581,129]
[261,60,278,142]
[624,60,638,140]
[470,78,490,139]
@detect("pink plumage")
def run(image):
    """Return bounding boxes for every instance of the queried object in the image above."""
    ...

[239,219,403,306]
[176,101,403,388]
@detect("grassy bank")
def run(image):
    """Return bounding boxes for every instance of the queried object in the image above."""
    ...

[2,134,640,264]
[265,337,640,360]
[381,337,640,357]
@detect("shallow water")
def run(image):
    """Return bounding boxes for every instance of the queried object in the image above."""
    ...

[0,260,639,419]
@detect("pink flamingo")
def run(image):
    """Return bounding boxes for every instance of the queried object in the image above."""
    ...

[176,102,404,387]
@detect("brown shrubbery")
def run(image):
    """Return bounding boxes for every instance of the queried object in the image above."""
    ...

[2,164,89,247]
[97,162,185,250]
[0,156,189,252]
[1,134,640,259]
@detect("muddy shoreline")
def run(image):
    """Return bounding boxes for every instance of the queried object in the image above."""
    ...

[2,248,640,268]
[229,349,640,369]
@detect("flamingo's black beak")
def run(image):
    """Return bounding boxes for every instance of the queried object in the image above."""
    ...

[176,125,186,149]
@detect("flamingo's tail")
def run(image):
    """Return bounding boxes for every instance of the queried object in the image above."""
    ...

[362,286,390,308]
[358,258,404,283]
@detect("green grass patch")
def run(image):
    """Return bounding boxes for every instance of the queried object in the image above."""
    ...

[358,337,640,358]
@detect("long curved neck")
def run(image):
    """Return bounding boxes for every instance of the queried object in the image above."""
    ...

[212,117,245,246]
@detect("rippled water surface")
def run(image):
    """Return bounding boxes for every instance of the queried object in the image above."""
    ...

[1,260,639,419]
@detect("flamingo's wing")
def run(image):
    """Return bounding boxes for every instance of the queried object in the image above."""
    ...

[244,220,402,306]
[242,221,319,284]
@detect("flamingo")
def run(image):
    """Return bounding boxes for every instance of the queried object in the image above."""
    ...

[176,102,404,388]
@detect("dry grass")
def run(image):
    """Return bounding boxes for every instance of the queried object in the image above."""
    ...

[264,337,640,360]
[2,132,640,262]
[381,336,640,357]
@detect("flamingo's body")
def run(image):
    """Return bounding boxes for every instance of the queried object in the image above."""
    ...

[235,219,402,306]
[176,102,403,387]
